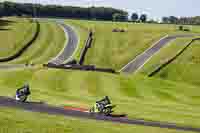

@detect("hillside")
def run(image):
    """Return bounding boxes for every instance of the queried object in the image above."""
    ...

[0,68,200,128]
[7,20,65,64]
[65,19,200,70]
[146,39,200,86]
[0,17,37,58]
[1,18,200,132]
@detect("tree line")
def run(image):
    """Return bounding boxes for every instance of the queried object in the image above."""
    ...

[162,16,200,25]
[1,1,200,25]
[130,12,200,25]
[0,1,128,21]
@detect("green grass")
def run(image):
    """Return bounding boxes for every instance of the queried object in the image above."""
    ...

[152,39,200,86]
[0,107,191,133]
[139,37,197,74]
[7,21,66,64]
[63,19,200,70]
[1,69,200,127]
[0,17,37,58]
[2,18,200,132]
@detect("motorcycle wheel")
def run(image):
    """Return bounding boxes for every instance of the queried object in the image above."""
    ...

[103,107,112,116]
[19,95,27,102]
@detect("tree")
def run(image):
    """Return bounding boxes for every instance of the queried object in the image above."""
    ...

[140,14,147,23]
[162,17,169,23]
[112,13,128,22]
[169,16,178,24]
[131,13,138,22]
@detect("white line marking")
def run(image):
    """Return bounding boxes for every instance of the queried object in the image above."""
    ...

[119,35,169,72]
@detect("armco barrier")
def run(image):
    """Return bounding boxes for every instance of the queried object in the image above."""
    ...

[45,29,117,74]
[79,31,93,65]
[148,38,200,77]
[44,63,116,74]
[0,20,40,62]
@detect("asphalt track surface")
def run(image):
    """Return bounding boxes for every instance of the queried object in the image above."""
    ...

[48,22,78,65]
[0,96,200,132]
[120,34,200,74]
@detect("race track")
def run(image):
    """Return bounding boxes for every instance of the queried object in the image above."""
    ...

[0,21,78,69]
[48,22,78,65]
[120,34,200,74]
[0,96,200,132]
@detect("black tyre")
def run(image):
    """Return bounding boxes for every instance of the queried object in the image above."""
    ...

[19,95,27,102]
[103,107,112,116]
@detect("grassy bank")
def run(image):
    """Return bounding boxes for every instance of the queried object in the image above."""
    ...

[152,39,200,86]
[63,19,200,70]
[0,107,191,133]
[0,17,37,58]
[0,68,200,127]
[139,38,196,75]
[7,21,65,64]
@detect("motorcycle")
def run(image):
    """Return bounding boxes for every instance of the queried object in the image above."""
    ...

[89,96,116,116]
[15,84,31,102]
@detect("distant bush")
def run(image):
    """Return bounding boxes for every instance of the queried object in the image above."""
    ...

[179,26,183,31]
[112,28,126,32]
[178,25,190,32]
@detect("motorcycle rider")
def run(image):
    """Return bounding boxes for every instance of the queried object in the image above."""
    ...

[96,96,111,112]
[89,96,115,115]
[16,83,31,102]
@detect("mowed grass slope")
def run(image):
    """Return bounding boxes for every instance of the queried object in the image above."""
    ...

[1,18,200,132]
[0,107,190,133]
[64,19,198,70]
[7,21,65,64]
[151,39,200,86]
[0,17,37,58]
[139,37,197,75]
[1,69,200,127]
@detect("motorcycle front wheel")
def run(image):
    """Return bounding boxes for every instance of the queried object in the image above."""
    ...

[18,95,27,102]
[103,107,112,116]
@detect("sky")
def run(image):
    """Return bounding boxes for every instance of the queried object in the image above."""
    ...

[1,0,200,20]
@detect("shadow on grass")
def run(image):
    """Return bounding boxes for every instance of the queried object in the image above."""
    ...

[0,28,10,31]
[0,19,16,27]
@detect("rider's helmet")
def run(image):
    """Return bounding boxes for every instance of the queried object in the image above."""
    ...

[24,83,29,88]
[105,96,111,104]
[24,83,30,95]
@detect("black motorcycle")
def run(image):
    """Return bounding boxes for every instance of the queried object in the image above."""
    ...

[15,84,31,102]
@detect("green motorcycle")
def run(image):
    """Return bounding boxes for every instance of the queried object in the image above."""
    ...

[89,96,116,116]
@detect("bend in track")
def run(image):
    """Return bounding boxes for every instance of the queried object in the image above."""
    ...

[120,34,200,74]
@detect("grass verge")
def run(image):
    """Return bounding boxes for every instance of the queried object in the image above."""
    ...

[0,107,191,133]
[0,17,37,58]
[7,21,65,64]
